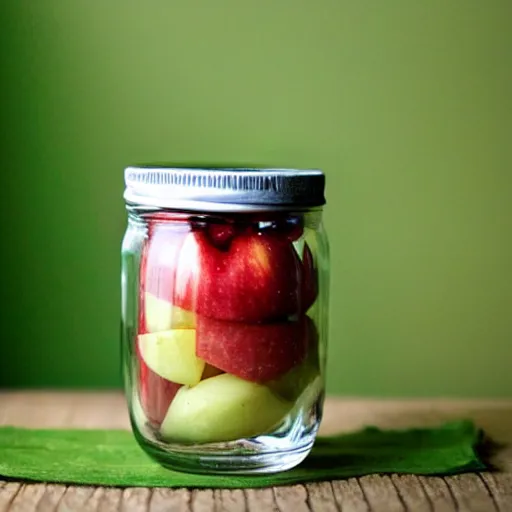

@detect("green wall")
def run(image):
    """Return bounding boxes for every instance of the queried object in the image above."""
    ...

[2,1,511,396]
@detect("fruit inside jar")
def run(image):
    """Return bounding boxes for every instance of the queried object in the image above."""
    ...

[135,211,321,444]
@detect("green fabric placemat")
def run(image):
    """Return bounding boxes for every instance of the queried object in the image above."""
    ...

[0,421,486,488]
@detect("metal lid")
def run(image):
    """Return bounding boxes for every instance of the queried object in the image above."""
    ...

[124,166,325,212]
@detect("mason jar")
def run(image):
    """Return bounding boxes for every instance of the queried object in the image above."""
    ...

[121,166,329,474]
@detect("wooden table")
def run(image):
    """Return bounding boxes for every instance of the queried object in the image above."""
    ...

[0,392,511,511]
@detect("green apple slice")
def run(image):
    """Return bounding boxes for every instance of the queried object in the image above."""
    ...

[160,373,292,444]
[138,330,205,386]
[145,292,196,332]
[269,354,320,402]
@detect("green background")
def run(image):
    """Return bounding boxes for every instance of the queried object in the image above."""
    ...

[2,1,511,397]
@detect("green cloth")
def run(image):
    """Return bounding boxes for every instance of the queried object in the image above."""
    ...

[0,421,486,488]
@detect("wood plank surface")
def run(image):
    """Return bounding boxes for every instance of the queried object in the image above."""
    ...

[0,392,511,512]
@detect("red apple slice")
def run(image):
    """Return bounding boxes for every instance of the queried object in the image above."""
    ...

[269,316,320,401]
[139,222,196,332]
[137,238,182,427]
[174,231,302,322]
[142,222,189,302]
[206,223,237,249]
[138,357,181,427]
[196,315,309,382]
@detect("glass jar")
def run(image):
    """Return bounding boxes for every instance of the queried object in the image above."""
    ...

[121,166,329,474]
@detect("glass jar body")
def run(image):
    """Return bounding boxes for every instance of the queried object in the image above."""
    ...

[121,207,329,474]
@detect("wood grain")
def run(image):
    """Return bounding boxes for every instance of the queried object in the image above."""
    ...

[0,392,511,512]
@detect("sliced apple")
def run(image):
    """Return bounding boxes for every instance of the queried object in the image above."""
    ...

[196,315,308,383]
[174,231,302,322]
[160,373,292,444]
[142,223,189,303]
[144,292,195,332]
[269,352,320,402]
[138,330,205,386]
[268,317,320,401]
[137,352,182,427]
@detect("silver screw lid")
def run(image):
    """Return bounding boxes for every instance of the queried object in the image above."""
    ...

[124,166,325,212]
